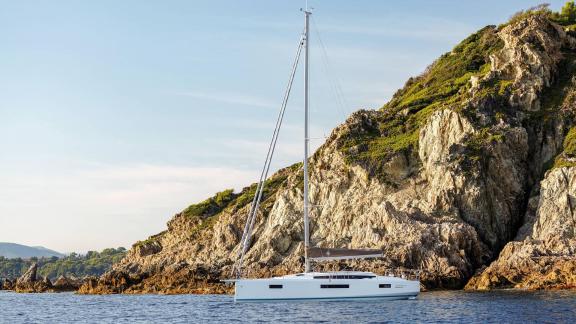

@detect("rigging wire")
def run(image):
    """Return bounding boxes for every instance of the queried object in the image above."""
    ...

[311,16,352,123]
[234,32,305,279]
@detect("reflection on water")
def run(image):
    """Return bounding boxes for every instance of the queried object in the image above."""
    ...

[1,290,575,323]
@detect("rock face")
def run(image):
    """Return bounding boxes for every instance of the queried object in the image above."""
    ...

[466,167,576,290]
[53,275,84,291]
[463,16,576,290]
[15,263,54,293]
[81,14,576,295]
[490,16,574,110]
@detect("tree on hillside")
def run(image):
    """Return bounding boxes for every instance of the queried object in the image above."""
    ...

[560,0,576,24]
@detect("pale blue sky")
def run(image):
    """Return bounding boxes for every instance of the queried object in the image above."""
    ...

[0,0,567,253]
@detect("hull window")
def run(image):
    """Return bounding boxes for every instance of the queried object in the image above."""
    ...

[269,285,283,289]
[379,284,391,288]
[320,284,349,288]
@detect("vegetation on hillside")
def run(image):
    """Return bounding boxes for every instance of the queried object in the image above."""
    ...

[337,25,503,179]
[554,127,576,167]
[0,247,126,280]
[183,165,296,238]
[505,2,576,28]
[336,1,576,181]
[145,163,301,240]
[183,189,238,218]
[233,164,299,211]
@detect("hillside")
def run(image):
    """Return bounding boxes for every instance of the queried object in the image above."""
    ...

[0,243,64,259]
[80,5,576,294]
[0,248,126,281]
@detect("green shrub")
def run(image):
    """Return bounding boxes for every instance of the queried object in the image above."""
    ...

[563,127,576,157]
[234,171,290,210]
[498,80,513,96]
[554,127,576,168]
[132,230,167,248]
[504,1,576,26]
[556,1,576,25]
[504,4,552,28]
[183,189,236,218]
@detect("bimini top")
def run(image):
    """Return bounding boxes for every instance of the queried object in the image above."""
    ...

[307,247,383,261]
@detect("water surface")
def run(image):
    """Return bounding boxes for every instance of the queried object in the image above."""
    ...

[1,290,575,323]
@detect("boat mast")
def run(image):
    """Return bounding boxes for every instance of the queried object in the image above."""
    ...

[303,6,311,273]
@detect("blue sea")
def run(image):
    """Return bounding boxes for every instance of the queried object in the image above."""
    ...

[0,290,575,323]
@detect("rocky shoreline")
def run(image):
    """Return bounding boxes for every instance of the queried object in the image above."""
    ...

[0,263,86,293]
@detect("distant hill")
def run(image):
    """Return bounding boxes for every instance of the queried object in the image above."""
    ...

[0,242,65,258]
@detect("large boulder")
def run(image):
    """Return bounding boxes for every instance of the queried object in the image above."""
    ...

[53,275,83,291]
[15,263,53,293]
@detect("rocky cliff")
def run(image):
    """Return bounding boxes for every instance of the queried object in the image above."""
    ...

[465,165,576,290]
[80,13,576,294]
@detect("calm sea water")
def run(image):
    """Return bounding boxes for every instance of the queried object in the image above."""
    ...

[0,290,575,323]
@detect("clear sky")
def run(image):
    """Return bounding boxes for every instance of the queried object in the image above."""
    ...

[0,0,567,253]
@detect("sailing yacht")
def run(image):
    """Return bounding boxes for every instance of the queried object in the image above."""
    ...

[227,7,420,302]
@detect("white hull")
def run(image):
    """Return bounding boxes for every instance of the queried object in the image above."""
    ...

[232,272,420,302]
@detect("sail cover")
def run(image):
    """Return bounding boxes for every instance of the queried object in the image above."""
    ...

[307,247,383,261]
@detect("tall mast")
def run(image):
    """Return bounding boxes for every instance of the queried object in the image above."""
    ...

[303,7,311,273]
